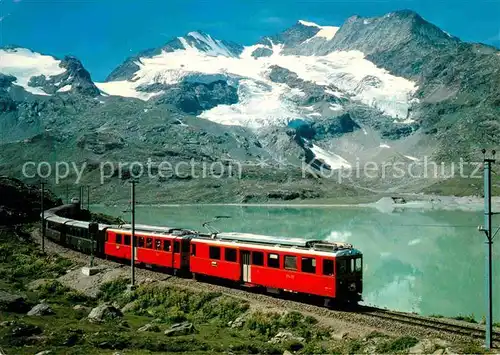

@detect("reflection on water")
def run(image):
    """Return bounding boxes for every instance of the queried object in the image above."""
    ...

[92,204,500,321]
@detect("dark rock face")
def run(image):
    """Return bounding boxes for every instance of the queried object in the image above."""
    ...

[27,56,100,97]
[312,113,361,138]
[0,74,16,88]
[260,22,320,49]
[0,291,30,313]
[151,80,238,115]
[268,65,344,105]
[251,47,273,58]
[0,177,62,225]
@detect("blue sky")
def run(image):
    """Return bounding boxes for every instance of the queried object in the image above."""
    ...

[1,0,499,81]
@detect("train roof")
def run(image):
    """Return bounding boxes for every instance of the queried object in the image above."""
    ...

[45,215,71,224]
[110,224,196,236]
[212,232,315,247]
[193,232,360,257]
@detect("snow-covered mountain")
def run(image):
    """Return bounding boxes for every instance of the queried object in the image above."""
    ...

[1,9,499,178]
[96,19,418,129]
[0,47,99,97]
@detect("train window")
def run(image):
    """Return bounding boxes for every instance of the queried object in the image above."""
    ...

[138,237,145,248]
[338,259,347,274]
[146,238,153,249]
[116,234,122,244]
[105,233,109,242]
[284,255,297,270]
[225,248,237,262]
[252,251,264,266]
[155,239,162,250]
[164,241,171,252]
[124,235,130,245]
[209,246,221,260]
[350,259,355,273]
[355,258,362,272]
[191,244,197,256]
[267,253,280,268]
[323,259,334,276]
[301,257,316,274]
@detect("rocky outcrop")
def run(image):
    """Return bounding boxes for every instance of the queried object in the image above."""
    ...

[138,323,160,332]
[149,80,238,115]
[0,290,30,313]
[0,177,61,225]
[28,56,100,96]
[164,322,196,336]
[27,303,54,316]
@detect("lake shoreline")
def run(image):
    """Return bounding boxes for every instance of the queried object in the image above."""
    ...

[92,194,500,212]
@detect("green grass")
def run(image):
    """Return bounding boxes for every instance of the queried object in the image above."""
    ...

[375,336,419,353]
[453,314,477,324]
[0,228,74,289]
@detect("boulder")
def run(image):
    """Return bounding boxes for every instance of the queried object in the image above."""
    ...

[120,301,137,313]
[27,303,54,316]
[10,323,42,337]
[87,304,122,323]
[164,322,196,336]
[269,331,305,344]
[227,316,245,328]
[0,290,30,313]
[138,323,160,332]
[73,304,89,312]
[409,339,435,354]
[330,331,349,341]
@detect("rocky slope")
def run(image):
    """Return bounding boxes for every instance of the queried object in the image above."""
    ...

[0,10,498,202]
[0,176,61,225]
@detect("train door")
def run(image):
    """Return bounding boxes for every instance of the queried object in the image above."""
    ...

[241,250,251,283]
[180,238,190,270]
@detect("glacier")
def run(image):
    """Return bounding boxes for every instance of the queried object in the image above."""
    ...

[95,30,419,129]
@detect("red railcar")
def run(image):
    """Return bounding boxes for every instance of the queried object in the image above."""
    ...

[104,225,194,272]
[103,226,362,302]
[190,232,362,302]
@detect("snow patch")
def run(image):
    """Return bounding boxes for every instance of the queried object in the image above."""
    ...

[0,47,66,96]
[310,144,351,170]
[404,155,420,162]
[329,104,343,111]
[314,26,339,41]
[298,20,321,27]
[379,143,391,148]
[56,84,72,93]
[95,80,163,100]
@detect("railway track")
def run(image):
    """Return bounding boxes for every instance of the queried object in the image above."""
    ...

[20,225,500,346]
[359,306,500,343]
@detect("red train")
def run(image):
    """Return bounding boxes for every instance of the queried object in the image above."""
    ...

[44,204,363,304]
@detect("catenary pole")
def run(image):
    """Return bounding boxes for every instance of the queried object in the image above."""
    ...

[130,180,136,286]
[40,181,46,253]
[479,149,495,349]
